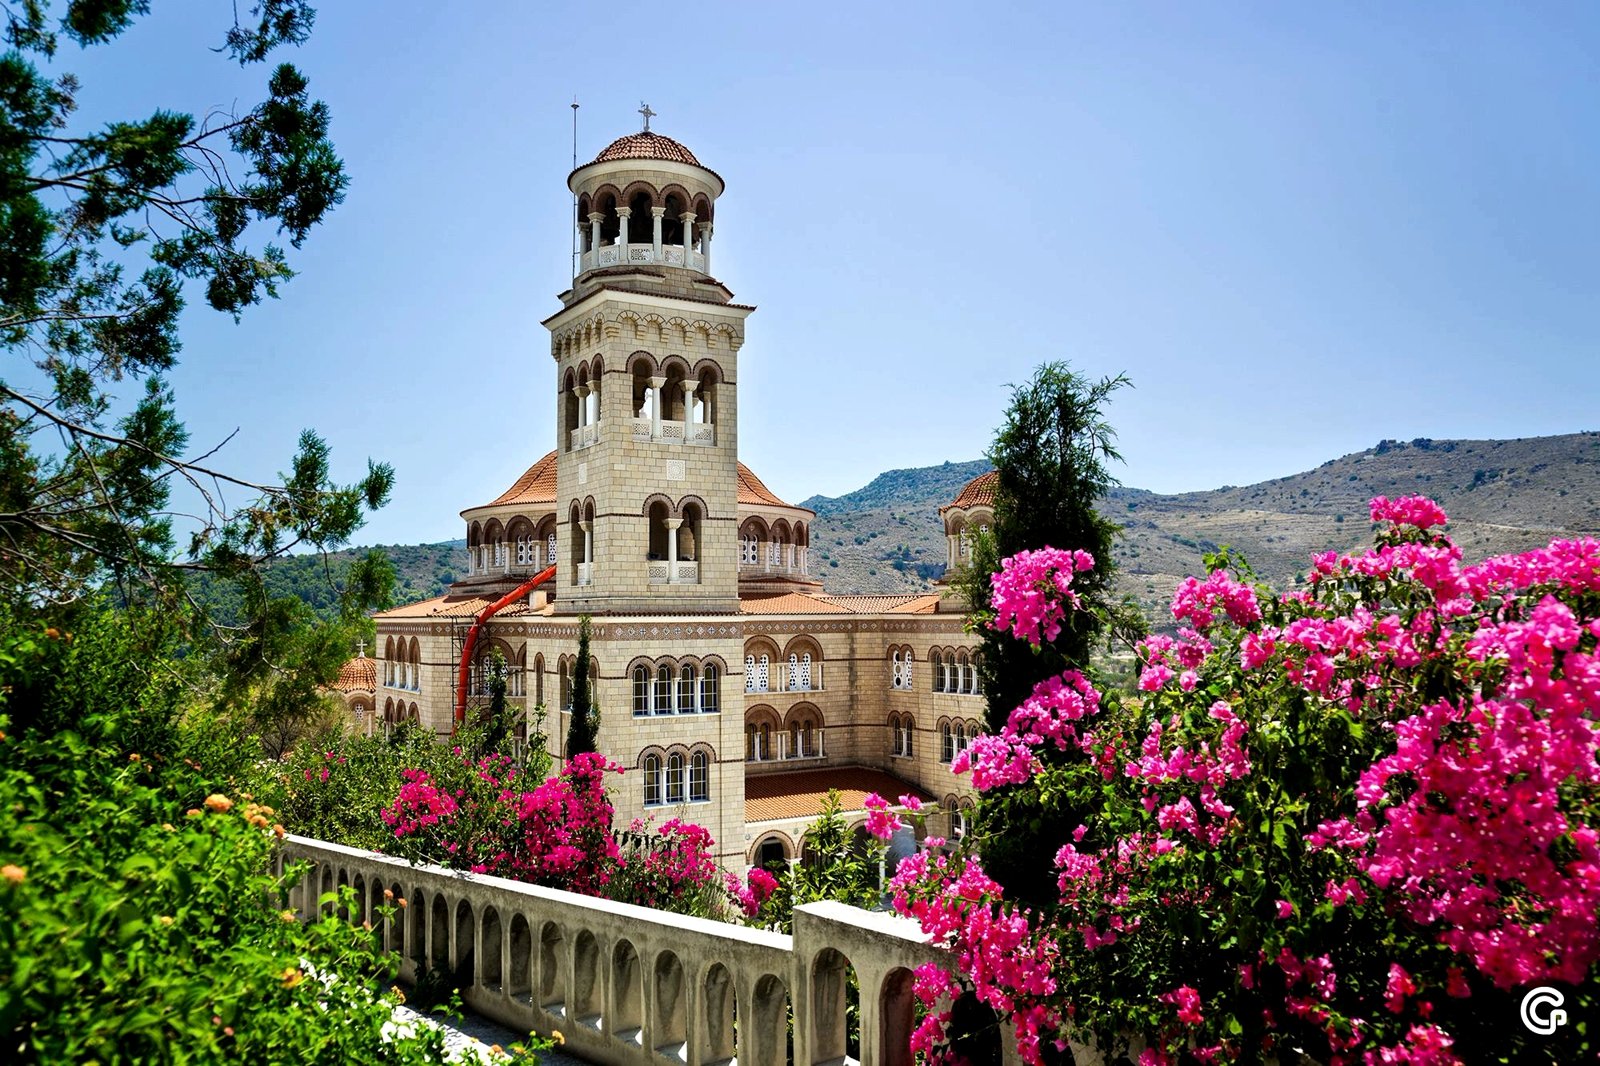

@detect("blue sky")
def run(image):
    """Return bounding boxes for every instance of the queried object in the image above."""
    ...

[52,2,1600,546]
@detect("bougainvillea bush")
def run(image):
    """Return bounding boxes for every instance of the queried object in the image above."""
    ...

[886,501,1599,1064]
[358,747,773,922]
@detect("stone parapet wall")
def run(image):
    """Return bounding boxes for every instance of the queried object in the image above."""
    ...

[278,835,955,1066]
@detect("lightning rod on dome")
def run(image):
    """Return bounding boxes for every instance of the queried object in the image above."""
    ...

[639,101,655,132]
[570,96,579,278]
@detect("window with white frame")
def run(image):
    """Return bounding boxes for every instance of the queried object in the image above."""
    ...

[740,536,758,565]
[633,666,650,715]
[940,722,955,764]
[678,664,697,713]
[546,532,557,565]
[689,752,709,802]
[655,664,674,714]
[701,664,719,712]
[665,753,685,803]
[643,754,662,805]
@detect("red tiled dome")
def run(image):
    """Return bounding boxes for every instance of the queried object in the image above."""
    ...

[945,470,997,511]
[591,132,702,168]
[472,450,558,511]
[334,654,376,693]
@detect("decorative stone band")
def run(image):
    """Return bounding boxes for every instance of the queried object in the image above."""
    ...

[275,835,954,1066]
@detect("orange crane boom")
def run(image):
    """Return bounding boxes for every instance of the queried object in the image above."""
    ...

[454,563,557,729]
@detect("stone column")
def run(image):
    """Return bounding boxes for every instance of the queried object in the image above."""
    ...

[574,383,591,428]
[648,375,666,439]
[616,205,631,260]
[679,211,696,265]
[580,520,593,585]
[651,206,665,260]
[698,221,713,274]
[587,212,603,259]
[665,518,682,582]
[681,380,697,424]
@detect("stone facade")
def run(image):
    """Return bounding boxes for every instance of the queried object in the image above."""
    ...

[366,126,993,870]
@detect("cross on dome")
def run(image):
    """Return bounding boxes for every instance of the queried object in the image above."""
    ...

[639,102,656,132]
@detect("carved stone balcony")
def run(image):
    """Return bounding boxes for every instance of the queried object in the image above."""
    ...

[580,243,707,273]
[631,417,715,447]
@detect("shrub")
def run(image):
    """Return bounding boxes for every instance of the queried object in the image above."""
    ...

[886,496,1599,1064]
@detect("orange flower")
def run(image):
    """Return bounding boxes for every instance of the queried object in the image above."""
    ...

[128,753,141,763]
[272,824,286,838]
[280,967,303,989]
[383,888,394,901]
[43,627,59,639]
[203,794,232,813]
[396,897,407,909]
[391,985,406,1004]
[550,1030,565,1046]
[157,915,173,926]
[160,823,174,832]
[2,864,25,884]
[280,910,297,923]
[185,809,202,819]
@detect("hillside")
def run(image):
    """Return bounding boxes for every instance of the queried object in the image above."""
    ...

[240,431,1600,628]
[806,432,1600,617]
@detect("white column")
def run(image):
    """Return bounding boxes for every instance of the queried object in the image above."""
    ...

[665,517,682,582]
[681,380,697,423]
[581,520,593,585]
[648,375,666,439]
[616,206,632,260]
[698,221,712,274]
[651,206,665,260]
[574,384,591,427]
[587,212,603,257]
[680,212,696,266]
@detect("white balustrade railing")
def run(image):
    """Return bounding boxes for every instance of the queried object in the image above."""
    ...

[580,245,707,274]
[675,561,699,583]
[274,835,947,1066]
[647,562,670,584]
[628,417,716,447]
[569,423,600,450]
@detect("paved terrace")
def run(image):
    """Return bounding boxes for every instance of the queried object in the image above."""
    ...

[278,835,956,1066]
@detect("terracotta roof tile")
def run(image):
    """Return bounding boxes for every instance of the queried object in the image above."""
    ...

[942,470,997,513]
[736,463,793,508]
[374,595,536,620]
[333,654,376,692]
[746,766,934,823]
[739,593,853,615]
[482,450,558,509]
[813,594,934,614]
[886,594,942,614]
[591,131,702,167]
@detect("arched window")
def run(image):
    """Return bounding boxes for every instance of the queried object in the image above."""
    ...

[546,532,557,566]
[891,714,906,757]
[745,655,756,693]
[797,652,813,691]
[740,534,758,565]
[746,723,762,761]
[655,664,674,714]
[901,716,914,758]
[666,753,686,804]
[929,651,942,693]
[678,663,697,713]
[891,650,902,689]
[689,752,709,802]
[940,722,955,764]
[633,666,650,715]
[534,655,545,704]
[700,663,720,713]
[790,714,819,759]
[753,654,769,693]
[559,660,571,712]
[643,755,662,806]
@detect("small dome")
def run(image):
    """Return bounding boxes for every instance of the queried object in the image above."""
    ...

[481,450,559,509]
[591,131,702,168]
[944,470,997,513]
[737,463,795,508]
[334,653,376,693]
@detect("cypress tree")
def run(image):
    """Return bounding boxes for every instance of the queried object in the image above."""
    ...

[958,362,1144,906]
[565,614,599,757]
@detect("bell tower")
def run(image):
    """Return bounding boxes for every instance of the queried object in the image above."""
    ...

[546,114,751,615]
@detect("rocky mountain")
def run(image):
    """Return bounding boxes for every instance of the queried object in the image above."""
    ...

[805,432,1600,620]
[239,432,1600,628]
